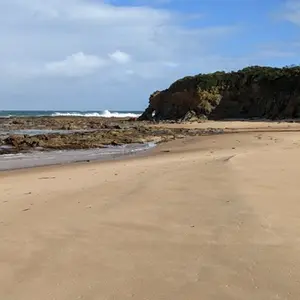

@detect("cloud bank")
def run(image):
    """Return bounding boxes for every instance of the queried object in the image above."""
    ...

[0,0,293,110]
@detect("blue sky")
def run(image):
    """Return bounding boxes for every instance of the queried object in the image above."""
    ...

[0,0,299,110]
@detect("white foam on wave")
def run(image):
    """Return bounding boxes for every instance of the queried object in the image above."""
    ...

[51,110,140,118]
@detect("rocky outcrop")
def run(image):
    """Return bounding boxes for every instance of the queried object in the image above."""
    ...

[0,124,223,153]
[0,116,134,131]
[138,66,300,121]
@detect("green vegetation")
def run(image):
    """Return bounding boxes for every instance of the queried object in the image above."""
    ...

[195,86,222,114]
[169,66,300,93]
[139,65,300,121]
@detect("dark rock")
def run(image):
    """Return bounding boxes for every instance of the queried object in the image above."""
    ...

[138,66,300,122]
[4,135,26,148]
[0,116,225,154]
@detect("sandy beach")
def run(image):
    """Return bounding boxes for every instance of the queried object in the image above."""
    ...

[1,121,300,299]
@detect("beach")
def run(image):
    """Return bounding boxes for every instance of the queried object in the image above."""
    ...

[1,121,300,299]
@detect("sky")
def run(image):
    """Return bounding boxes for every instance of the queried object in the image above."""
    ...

[0,0,300,110]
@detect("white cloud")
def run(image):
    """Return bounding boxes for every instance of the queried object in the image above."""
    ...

[0,0,239,109]
[5,52,108,78]
[279,0,300,25]
[162,61,179,68]
[109,50,131,64]
[43,52,107,77]
[10,0,171,24]
[125,69,135,75]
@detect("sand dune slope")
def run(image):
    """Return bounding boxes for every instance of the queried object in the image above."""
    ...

[1,131,300,299]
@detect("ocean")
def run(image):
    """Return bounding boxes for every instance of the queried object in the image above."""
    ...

[0,110,142,118]
[0,109,153,170]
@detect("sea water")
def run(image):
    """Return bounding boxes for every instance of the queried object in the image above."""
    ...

[0,110,154,170]
[0,142,156,171]
[0,110,142,118]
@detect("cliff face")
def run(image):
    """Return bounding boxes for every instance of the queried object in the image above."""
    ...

[138,66,300,121]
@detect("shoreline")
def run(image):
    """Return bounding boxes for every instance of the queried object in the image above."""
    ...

[1,124,300,298]
[0,142,157,172]
[2,119,300,172]
[0,117,223,155]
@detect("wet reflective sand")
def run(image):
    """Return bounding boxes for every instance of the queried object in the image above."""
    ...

[0,142,155,171]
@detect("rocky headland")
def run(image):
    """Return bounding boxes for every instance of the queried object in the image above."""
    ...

[3,65,300,155]
[138,66,300,122]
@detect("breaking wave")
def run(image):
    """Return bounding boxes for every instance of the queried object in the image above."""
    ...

[51,110,141,118]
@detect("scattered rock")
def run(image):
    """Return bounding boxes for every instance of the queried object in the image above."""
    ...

[1,119,224,154]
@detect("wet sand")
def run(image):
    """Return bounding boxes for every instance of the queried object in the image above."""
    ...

[1,121,300,299]
[0,142,155,171]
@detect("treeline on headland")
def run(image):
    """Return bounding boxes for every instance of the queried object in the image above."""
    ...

[138,65,300,121]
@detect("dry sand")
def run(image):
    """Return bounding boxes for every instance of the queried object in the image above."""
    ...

[1,121,300,299]
[154,119,300,131]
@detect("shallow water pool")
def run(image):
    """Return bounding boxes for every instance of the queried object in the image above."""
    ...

[0,142,156,171]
